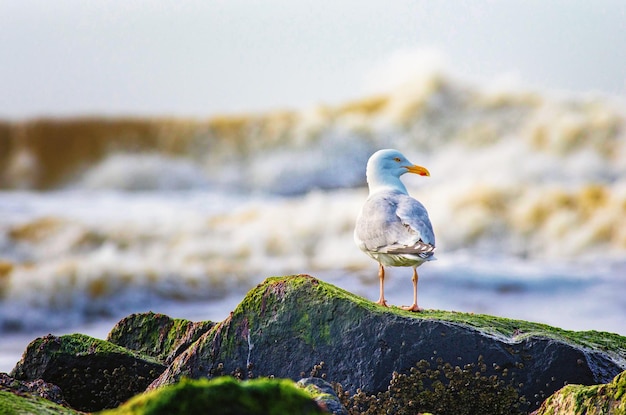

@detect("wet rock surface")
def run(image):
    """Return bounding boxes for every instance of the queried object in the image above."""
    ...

[101,377,328,415]
[532,369,626,415]
[107,311,214,365]
[3,274,626,414]
[10,333,166,412]
[151,275,626,412]
[0,372,67,406]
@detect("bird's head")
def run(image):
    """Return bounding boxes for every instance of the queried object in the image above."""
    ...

[367,149,430,178]
[365,149,429,194]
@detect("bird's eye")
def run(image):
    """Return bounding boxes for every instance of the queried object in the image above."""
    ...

[393,157,401,162]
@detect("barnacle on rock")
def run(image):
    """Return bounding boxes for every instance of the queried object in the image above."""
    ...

[333,356,528,415]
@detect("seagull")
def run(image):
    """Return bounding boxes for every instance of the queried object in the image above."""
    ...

[354,149,436,312]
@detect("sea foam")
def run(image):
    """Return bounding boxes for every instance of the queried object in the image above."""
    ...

[1,71,625,335]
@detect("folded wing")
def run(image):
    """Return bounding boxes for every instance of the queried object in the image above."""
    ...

[355,190,436,259]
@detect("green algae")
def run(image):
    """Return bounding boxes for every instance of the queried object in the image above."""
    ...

[212,276,334,359]
[152,273,626,414]
[107,312,214,364]
[169,274,626,380]
[108,313,170,354]
[101,377,325,415]
[11,333,166,412]
[252,275,626,358]
[299,382,334,402]
[0,390,79,415]
[535,370,626,415]
[26,333,163,366]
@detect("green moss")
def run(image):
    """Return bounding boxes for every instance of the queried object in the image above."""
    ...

[158,274,626,408]
[318,319,331,345]
[166,319,192,345]
[0,390,79,415]
[253,275,626,357]
[236,275,374,325]
[107,312,213,364]
[299,383,331,401]
[123,313,167,351]
[617,371,626,400]
[295,312,313,345]
[41,333,162,365]
[533,370,626,415]
[12,333,167,412]
[202,274,626,384]
[100,377,325,415]
[212,276,327,359]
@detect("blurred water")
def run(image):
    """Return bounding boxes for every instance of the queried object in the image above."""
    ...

[1,73,625,372]
[0,189,624,373]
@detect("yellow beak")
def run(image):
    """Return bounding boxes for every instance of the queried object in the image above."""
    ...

[404,164,430,177]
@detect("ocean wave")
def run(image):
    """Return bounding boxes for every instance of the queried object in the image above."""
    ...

[1,185,625,332]
[2,72,624,194]
[70,153,212,191]
[1,72,625,333]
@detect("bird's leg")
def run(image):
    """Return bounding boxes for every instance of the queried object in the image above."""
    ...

[401,267,423,312]
[376,263,388,307]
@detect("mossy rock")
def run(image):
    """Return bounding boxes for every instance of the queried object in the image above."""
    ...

[100,377,327,415]
[297,377,347,415]
[151,275,626,412]
[11,333,166,412]
[0,390,80,415]
[533,369,626,415]
[0,372,66,406]
[107,312,214,365]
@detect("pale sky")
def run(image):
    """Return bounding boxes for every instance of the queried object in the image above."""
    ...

[1,0,625,119]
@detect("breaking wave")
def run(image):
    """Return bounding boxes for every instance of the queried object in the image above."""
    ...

[1,70,625,334]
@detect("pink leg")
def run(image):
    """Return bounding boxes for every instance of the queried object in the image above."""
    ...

[401,267,422,312]
[375,263,388,307]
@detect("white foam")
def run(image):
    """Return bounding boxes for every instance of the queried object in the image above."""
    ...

[73,153,212,191]
[2,183,624,330]
[1,71,626,350]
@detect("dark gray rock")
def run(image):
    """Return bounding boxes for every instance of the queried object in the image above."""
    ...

[149,275,626,412]
[532,369,626,415]
[107,311,214,365]
[0,372,66,406]
[298,377,347,415]
[10,333,166,412]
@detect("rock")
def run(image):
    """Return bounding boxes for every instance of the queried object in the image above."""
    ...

[10,333,166,412]
[532,369,626,415]
[297,377,348,415]
[100,376,328,415]
[107,311,215,365]
[150,275,626,412]
[0,372,66,406]
[0,389,80,415]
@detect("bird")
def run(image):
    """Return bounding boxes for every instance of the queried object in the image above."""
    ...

[354,149,436,312]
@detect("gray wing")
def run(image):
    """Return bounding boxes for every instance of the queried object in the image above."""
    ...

[355,190,435,257]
